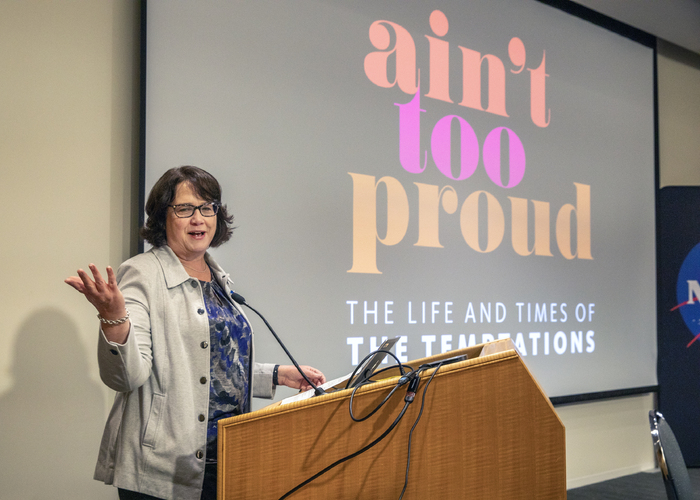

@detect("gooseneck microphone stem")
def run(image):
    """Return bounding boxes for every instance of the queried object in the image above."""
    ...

[231,292,326,396]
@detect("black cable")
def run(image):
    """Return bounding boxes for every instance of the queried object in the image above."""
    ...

[239,300,326,396]
[277,354,443,498]
[398,362,444,500]
[348,361,416,422]
[349,376,404,422]
[370,363,414,381]
[278,398,412,500]
[344,349,405,390]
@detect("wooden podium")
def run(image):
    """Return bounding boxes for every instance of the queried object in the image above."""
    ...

[218,339,566,499]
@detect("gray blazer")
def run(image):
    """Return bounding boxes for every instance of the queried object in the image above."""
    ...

[93,245,275,500]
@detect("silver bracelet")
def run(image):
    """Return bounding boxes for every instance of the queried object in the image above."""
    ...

[97,309,130,325]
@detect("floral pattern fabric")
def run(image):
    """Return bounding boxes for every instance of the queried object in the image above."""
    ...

[200,276,251,462]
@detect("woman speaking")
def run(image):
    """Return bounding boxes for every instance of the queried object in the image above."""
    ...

[66,166,325,500]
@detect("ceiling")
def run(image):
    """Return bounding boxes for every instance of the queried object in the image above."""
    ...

[573,0,700,55]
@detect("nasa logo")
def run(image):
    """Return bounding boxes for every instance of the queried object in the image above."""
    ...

[673,242,700,347]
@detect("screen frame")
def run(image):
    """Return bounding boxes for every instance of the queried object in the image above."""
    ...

[137,0,661,405]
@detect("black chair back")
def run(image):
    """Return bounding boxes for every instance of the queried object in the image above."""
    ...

[649,410,694,500]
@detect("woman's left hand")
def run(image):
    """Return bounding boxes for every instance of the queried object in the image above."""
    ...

[277,365,326,391]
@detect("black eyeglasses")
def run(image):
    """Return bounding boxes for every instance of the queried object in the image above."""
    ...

[169,202,219,218]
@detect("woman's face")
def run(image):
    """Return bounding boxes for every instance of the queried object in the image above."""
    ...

[166,182,217,262]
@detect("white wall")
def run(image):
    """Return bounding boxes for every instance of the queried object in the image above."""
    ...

[0,2,698,497]
[658,41,700,188]
[0,1,139,498]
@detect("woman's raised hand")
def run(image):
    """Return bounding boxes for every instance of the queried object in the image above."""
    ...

[65,264,130,343]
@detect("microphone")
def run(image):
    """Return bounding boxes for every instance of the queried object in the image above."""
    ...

[230,291,326,396]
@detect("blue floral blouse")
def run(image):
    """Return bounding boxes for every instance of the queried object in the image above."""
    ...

[200,275,251,462]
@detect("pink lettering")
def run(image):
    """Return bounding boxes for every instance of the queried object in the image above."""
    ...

[431,115,479,181]
[529,51,550,127]
[364,20,419,94]
[395,90,427,174]
[482,127,526,188]
[425,10,452,103]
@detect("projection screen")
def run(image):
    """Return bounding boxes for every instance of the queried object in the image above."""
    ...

[144,0,657,402]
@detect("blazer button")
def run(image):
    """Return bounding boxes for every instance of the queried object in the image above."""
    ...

[191,280,198,288]
[200,341,209,349]
[199,414,206,422]
[197,308,205,315]
[196,450,204,459]
[200,376,207,384]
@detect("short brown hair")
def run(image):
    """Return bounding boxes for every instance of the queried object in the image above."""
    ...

[140,166,234,248]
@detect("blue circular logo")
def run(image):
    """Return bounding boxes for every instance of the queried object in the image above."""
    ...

[676,242,700,347]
